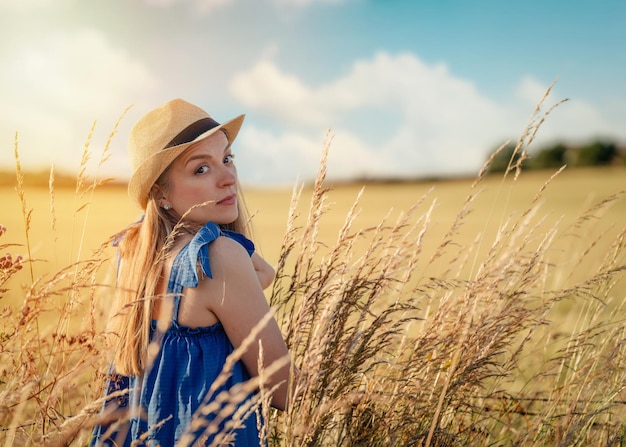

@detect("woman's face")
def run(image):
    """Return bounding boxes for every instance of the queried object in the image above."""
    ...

[161,131,239,225]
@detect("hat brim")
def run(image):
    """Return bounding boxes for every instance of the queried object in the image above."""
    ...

[128,114,245,210]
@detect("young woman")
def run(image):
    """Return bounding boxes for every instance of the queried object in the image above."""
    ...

[90,99,292,446]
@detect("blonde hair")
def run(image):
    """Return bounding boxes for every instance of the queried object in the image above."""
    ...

[108,171,251,376]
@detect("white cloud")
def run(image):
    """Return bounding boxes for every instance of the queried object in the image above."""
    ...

[232,52,508,130]
[324,130,393,181]
[513,76,626,145]
[530,97,620,143]
[236,125,326,186]
[231,61,327,127]
[515,76,554,105]
[3,23,622,189]
[231,52,515,183]
[0,29,160,178]
[230,52,625,185]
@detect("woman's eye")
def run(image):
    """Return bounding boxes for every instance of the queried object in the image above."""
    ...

[224,154,235,164]
[196,165,209,174]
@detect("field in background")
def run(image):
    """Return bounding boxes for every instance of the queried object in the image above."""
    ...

[1,164,625,445]
[2,166,624,304]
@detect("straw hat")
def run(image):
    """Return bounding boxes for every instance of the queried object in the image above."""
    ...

[127,98,245,209]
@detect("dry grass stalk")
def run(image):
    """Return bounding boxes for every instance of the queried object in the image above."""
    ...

[13,132,33,283]
[1,95,625,446]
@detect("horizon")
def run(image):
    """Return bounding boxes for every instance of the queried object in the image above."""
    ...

[1,0,625,187]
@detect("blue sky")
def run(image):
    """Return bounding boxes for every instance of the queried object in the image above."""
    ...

[1,0,624,186]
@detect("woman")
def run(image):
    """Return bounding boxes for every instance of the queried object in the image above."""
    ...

[90,99,292,446]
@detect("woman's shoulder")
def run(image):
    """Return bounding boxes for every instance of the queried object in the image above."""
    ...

[206,235,254,271]
[189,222,254,258]
[170,223,254,288]
[191,236,257,303]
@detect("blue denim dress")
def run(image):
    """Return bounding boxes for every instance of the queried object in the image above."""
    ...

[90,222,263,446]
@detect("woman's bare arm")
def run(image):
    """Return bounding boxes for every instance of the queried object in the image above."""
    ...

[196,237,292,410]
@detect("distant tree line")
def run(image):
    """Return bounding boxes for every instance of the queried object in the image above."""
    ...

[487,140,626,173]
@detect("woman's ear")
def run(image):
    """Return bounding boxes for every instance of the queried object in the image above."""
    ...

[151,185,164,200]
[151,185,169,208]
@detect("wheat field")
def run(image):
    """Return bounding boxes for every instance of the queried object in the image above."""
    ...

[1,120,625,445]
[3,167,623,299]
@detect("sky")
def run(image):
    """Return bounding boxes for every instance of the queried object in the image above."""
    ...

[1,0,625,187]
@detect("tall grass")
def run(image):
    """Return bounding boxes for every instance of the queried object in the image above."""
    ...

[264,135,625,445]
[1,124,123,446]
[1,93,625,445]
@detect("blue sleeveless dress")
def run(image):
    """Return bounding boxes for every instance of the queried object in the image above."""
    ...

[90,222,263,446]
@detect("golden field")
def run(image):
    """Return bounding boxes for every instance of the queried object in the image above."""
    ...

[1,162,625,446]
[1,166,624,304]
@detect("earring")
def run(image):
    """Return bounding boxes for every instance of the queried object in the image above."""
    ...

[163,203,171,211]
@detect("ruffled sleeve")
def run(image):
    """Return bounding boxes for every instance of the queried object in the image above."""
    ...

[176,222,255,287]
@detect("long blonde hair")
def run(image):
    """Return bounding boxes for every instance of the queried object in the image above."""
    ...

[108,172,251,376]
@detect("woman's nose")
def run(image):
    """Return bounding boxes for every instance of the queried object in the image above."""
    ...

[218,165,237,186]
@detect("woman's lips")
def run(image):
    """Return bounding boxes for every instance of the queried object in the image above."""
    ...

[217,195,236,205]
